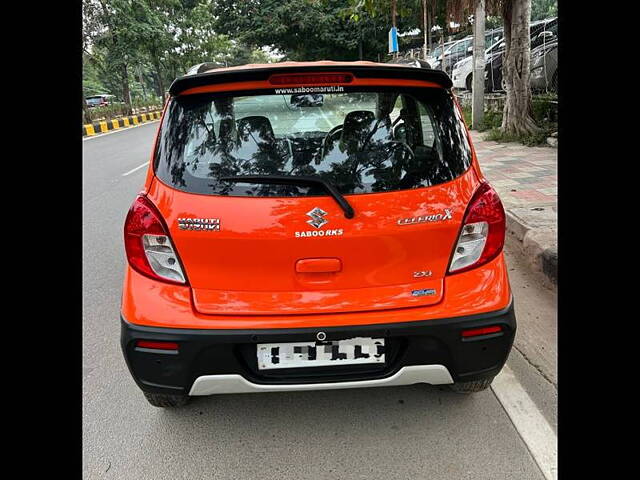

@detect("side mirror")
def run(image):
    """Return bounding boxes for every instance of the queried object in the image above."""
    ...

[538,31,554,39]
[467,46,473,53]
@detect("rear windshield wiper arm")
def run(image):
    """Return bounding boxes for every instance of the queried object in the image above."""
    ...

[220,175,355,219]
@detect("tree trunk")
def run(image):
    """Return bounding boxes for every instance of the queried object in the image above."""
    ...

[138,66,147,102]
[151,53,166,105]
[122,63,133,115]
[501,0,538,135]
[471,0,486,130]
[391,0,397,28]
[82,95,92,125]
[427,3,432,53]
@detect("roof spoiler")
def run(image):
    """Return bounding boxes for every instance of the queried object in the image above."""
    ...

[169,64,452,96]
[185,62,225,76]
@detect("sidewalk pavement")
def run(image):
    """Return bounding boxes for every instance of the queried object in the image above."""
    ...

[470,131,557,288]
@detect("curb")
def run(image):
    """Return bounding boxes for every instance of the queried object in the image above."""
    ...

[83,111,162,137]
[505,211,557,288]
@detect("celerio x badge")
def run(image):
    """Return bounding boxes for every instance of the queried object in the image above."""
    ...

[397,209,453,226]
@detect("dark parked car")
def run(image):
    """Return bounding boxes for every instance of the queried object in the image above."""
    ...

[85,94,116,108]
[530,39,557,92]
[485,17,557,92]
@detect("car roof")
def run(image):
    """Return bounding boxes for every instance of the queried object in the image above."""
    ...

[387,58,432,69]
[531,39,558,52]
[170,60,452,96]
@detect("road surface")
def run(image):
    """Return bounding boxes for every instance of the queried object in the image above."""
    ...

[83,122,557,480]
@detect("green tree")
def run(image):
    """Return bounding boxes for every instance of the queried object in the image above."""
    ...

[213,0,390,61]
[531,0,556,21]
[83,0,154,114]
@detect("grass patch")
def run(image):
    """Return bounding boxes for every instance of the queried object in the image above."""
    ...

[85,98,163,122]
[461,105,501,132]
[461,93,557,146]
[484,127,551,147]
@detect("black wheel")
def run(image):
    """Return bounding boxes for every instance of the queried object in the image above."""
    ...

[449,377,494,394]
[465,74,473,91]
[143,391,190,408]
[500,77,507,92]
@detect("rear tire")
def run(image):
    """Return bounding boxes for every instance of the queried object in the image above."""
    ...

[449,377,494,394]
[466,74,473,91]
[143,391,190,408]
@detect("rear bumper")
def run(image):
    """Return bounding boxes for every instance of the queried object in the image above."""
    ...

[120,299,516,396]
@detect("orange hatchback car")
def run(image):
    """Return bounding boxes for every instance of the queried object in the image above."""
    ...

[120,61,515,407]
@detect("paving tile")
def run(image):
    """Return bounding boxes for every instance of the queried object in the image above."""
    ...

[505,172,536,179]
[515,166,547,172]
[514,177,545,184]
[489,179,522,187]
[470,131,557,210]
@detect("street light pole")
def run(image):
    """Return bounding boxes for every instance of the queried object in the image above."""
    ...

[471,0,486,130]
[423,0,428,60]
[391,0,398,59]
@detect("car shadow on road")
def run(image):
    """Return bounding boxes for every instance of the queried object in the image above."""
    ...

[105,384,542,480]
[158,384,480,436]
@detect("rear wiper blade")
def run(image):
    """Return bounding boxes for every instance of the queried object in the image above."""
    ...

[220,175,355,219]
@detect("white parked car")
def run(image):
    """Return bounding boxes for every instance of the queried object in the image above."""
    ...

[452,38,505,90]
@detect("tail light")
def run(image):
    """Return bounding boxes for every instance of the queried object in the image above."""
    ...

[135,340,179,351]
[268,73,353,85]
[124,195,187,284]
[461,325,503,338]
[448,182,505,274]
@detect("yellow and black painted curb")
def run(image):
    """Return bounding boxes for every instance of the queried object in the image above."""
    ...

[83,111,162,137]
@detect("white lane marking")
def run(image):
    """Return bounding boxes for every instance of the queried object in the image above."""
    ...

[122,162,148,176]
[491,364,557,480]
[82,120,160,141]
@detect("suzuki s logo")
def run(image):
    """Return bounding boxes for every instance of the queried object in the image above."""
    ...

[295,208,343,238]
[307,207,328,229]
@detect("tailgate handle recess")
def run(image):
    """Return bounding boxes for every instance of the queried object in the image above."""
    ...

[295,258,342,273]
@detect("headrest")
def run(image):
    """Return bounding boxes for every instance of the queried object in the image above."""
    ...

[339,110,376,153]
[236,116,276,147]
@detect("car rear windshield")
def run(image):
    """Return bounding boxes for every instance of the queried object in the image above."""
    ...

[154,87,472,197]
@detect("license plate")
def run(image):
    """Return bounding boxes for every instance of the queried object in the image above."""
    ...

[257,337,385,370]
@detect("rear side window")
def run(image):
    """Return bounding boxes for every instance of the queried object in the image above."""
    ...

[154,87,471,197]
